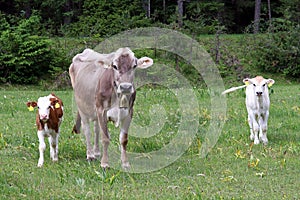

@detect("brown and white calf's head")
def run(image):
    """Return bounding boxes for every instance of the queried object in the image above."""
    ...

[111,47,153,107]
[243,76,275,97]
[27,96,61,122]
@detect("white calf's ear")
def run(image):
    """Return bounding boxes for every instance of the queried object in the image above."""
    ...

[267,79,275,87]
[243,78,250,86]
[137,57,153,69]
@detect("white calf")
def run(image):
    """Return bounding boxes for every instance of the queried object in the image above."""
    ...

[222,76,275,144]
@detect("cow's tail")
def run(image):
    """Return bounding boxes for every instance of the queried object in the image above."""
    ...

[221,85,247,95]
[72,111,81,134]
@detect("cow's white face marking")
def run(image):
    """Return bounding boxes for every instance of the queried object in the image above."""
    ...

[37,96,52,121]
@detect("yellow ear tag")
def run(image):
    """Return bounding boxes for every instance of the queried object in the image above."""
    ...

[245,81,249,86]
[268,82,273,88]
[28,105,34,111]
[55,102,60,109]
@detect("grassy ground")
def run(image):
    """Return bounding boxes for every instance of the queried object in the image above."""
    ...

[0,81,299,199]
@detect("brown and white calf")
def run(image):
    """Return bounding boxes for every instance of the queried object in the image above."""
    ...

[27,93,64,167]
[69,48,153,169]
[222,76,275,145]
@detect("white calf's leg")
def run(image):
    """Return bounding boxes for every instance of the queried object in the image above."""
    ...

[248,116,255,141]
[248,113,260,144]
[37,130,46,167]
[252,121,260,144]
[259,114,269,145]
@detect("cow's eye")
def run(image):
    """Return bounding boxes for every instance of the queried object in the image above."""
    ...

[112,65,118,70]
[262,84,266,87]
[253,84,256,87]
[133,64,137,69]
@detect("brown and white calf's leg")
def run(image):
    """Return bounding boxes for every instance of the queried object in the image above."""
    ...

[97,108,110,168]
[48,132,59,162]
[37,130,46,167]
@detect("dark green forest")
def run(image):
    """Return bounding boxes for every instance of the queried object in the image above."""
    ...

[0,0,299,85]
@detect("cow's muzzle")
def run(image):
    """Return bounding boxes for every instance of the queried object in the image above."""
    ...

[117,83,134,108]
[256,92,263,96]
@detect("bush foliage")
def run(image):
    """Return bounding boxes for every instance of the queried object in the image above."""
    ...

[0,15,68,84]
[251,19,300,78]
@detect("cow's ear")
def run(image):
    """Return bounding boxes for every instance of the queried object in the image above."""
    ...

[137,57,153,69]
[27,101,37,108]
[27,101,37,111]
[267,79,275,87]
[50,98,58,106]
[243,78,251,86]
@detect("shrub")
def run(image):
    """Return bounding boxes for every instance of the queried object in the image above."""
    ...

[0,15,68,84]
[251,19,300,78]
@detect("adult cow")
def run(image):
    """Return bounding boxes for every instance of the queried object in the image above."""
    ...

[222,76,275,145]
[69,47,153,169]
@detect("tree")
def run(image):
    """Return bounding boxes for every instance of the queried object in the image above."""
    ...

[253,0,261,33]
[177,0,184,28]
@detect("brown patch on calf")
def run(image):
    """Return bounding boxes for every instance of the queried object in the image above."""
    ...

[50,93,64,119]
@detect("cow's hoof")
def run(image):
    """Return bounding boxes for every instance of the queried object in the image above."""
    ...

[37,163,43,167]
[262,140,268,145]
[94,153,101,159]
[101,163,110,169]
[87,157,95,162]
[122,162,130,170]
[254,139,260,145]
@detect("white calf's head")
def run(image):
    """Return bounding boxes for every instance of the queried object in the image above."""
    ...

[243,76,275,97]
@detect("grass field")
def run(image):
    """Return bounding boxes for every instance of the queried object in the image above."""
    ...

[0,82,299,199]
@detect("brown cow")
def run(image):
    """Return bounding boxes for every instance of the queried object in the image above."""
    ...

[27,93,64,167]
[69,48,153,169]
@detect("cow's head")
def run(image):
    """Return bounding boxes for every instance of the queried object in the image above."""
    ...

[243,76,275,97]
[27,96,59,121]
[111,47,153,107]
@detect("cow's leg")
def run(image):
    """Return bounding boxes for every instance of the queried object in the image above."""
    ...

[81,117,94,160]
[37,130,46,167]
[97,108,110,168]
[94,120,101,159]
[49,132,59,162]
[252,119,260,145]
[249,113,260,144]
[248,115,255,141]
[120,115,132,169]
[259,113,269,145]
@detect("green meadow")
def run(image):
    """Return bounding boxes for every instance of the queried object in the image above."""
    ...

[0,82,299,199]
